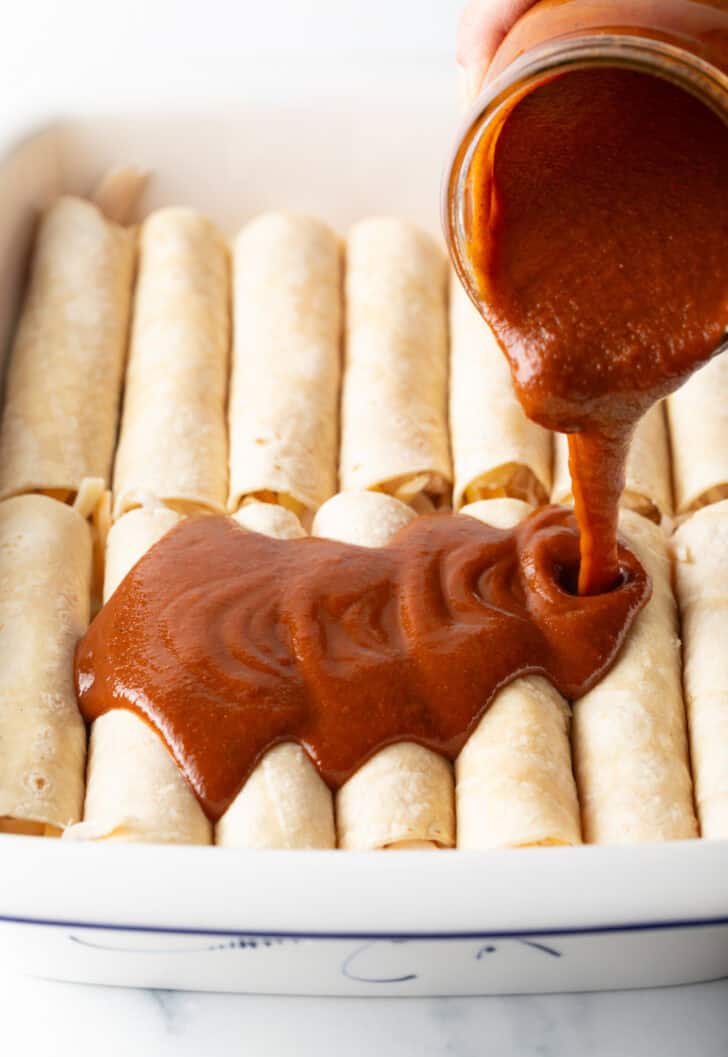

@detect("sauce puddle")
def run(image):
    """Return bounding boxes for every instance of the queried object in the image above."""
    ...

[77,509,648,819]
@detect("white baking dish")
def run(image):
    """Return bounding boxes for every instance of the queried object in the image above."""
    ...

[2,836,728,994]
[0,98,726,996]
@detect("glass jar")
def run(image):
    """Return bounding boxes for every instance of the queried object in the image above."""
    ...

[444,0,728,304]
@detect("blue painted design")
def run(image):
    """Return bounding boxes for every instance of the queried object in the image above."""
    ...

[341,940,418,984]
[520,939,562,958]
[476,944,496,958]
[64,931,562,971]
[67,934,302,956]
[476,939,561,959]
[336,936,563,985]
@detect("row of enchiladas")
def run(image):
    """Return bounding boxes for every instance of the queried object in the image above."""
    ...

[0,181,726,849]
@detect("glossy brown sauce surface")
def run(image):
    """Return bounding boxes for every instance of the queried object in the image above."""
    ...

[76,510,649,819]
[467,67,728,592]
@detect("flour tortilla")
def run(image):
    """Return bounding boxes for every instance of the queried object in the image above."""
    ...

[0,196,136,502]
[312,490,416,546]
[337,743,455,851]
[216,506,335,847]
[215,743,335,849]
[314,490,455,850]
[668,355,728,514]
[459,497,535,528]
[673,501,728,838]
[66,710,213,845]
[339,218,452,507]
[113,207,230,518]
[552,402,673,521]
[0,495,91,834]
[65,504,212,844]
[456,498,581,848]
[450,277,551,509]
[103,504,183,600]
[233,501,306,540]
[572,510,697,843]
[228,212,341,520]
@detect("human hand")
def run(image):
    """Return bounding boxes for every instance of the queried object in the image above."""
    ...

[458,0,540,101]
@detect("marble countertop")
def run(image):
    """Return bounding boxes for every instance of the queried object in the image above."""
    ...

[2,2,727,1054]
[2,962,727,1057]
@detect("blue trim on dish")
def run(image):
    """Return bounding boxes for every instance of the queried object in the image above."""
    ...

[0,912,727,938]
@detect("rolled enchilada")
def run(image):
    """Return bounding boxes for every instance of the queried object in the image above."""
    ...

[0,196,136,503]
[673,501,728,837]
[228,212,341,521]
[572,510,697,843]
[0,495,91,834]
[217,505,335,848]
[313,491,455,850]
[450,279,552,509]
[668,356,728,514]
[455,498,581,849]
[339,219,452,508]
[112,208,230,518]
[66,504,212,844]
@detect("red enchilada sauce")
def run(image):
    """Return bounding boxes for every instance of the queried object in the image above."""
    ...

[467,67,728,592]
[76,63,728,814]
[76,509,648,819]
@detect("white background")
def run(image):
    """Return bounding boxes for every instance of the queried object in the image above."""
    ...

[0,1,726,1054]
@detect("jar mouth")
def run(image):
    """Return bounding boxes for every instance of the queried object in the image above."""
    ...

[443,33,728,310]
